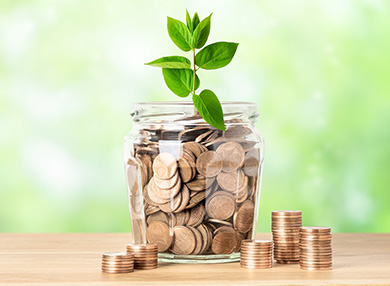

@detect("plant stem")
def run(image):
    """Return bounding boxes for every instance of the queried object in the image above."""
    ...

[192,48,196,95]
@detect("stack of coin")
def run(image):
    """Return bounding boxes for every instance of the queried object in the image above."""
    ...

[127,243,158,270]
[272,210,302,264]
[240,240,273,269]
[300,227,332,270]
[126,121,263,256]
[101,252,134,274]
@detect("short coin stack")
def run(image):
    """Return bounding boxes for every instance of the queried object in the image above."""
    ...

[127,243,158,270]
[101,252,134,274]
[272,210,302,264]
[300,227,332,270]
[240,240,273,269]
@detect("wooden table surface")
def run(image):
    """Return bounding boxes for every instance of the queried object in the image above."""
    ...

[0,233,389,285]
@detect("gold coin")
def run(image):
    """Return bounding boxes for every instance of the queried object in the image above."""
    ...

[206,192,236,220]
[211,231,236,254]
[146,221,173,252]
[216,142,245,172]
[171,226,196,255]
[216,170,246,193]
[233,200,255,234]
[196,151,223,177]
[153,152,177,180]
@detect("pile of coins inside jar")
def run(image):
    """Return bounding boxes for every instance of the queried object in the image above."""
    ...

[126,122,262,255]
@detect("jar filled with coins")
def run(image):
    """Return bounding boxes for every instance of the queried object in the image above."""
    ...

[124,102,264,263]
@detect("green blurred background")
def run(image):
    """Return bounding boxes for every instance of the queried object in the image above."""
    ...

[0,0,389,233]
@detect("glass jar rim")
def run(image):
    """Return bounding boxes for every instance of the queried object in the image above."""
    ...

[133,101,256,107]
[131,101,259,124]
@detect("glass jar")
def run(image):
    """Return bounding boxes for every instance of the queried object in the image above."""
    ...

[124,102,264,263]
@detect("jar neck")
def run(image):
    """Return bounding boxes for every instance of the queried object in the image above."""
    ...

[131,102,259,127]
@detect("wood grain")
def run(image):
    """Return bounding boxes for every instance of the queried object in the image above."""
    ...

[0,233,389,285]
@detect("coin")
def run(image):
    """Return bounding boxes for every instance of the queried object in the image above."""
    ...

[300,226,331,233]
[207,218,233,227]
[206,191,236,220]
[159,192,182,213]
[102,252,132,259]
[187,203,206,227]
[183,142,204,158]
[186,175,214,192]
[146,211,169,225]
[242,148,260,177]
[196,151,223,177]
[216,141,245,172]
[153,152,177,179]
[171,226,196,255]
[149,176,181,200]
[186,191,206,209]
[272,210,302,216]
[233,200,255,233]
[211,231,236,254]
[276,260,299,264]
[154,171,180,189]
[146,221,173,252]
[178,156,195,183]
[217,170,246,193]
[173,185,190,214]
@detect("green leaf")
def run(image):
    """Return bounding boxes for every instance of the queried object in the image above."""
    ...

[145,56,191,69]
[192,90,225,131]
[192,12,200,31]
[162,68,200,97]
[167,17,192,52]
[195,42,239,70]
[192,13,212,49]
[186,10,193,34]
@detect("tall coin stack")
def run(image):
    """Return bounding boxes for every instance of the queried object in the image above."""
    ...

[272,210,302,264]
[101,252,134,274]
[127,243,158,270]
[300,227,332,270]
[240,240,273,269]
